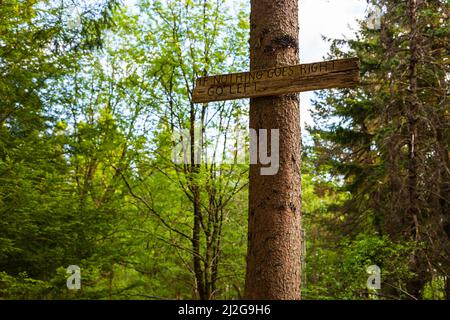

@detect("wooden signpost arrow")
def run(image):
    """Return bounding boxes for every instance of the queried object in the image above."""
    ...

[192,57,360,103]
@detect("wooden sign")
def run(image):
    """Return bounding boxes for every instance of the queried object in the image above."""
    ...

[192,57,360,103]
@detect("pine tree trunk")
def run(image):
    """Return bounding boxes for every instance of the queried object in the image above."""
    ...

[245,0,302,300]
[405,0,429,299]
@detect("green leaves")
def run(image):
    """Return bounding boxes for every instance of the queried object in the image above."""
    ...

[0,0,252,300]
[307,0,450,300]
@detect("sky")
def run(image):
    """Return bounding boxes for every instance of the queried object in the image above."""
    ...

[299,0,368,131]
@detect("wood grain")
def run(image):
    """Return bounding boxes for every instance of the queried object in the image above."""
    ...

[192,58,360,103]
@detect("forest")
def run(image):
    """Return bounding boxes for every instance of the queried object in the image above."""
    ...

[0,0,448,300]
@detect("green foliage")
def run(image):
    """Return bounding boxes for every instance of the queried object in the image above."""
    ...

[303,234,414,300]
[1,0,447,300]
[1,0,250,300]
[307,0,449,299]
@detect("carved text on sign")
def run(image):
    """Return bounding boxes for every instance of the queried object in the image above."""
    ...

[192,58,360,103]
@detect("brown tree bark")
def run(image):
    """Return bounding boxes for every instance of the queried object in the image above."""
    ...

[245,0,302,300]
[190,103,206,300]
[404,0,430,299]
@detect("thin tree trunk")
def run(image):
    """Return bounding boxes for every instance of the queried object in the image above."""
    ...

[245,0,302,300]
[405,0,429,299]
[190,101,206,300]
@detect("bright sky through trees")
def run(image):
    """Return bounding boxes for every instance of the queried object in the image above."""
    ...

[299,0,367,132]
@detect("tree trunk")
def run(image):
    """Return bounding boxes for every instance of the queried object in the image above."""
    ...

[190,102,206,300]
[245,0,302,300]
[405,0,429,299]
